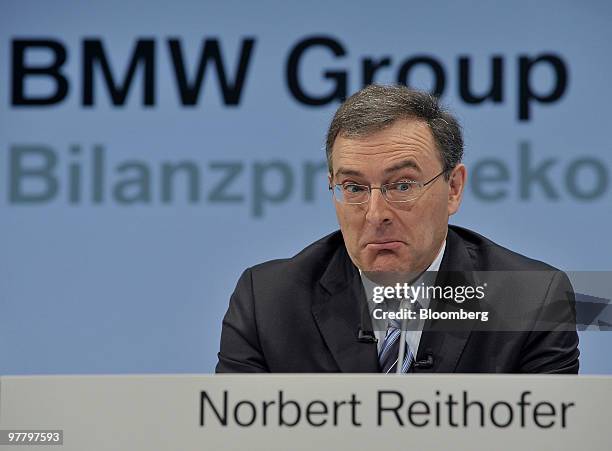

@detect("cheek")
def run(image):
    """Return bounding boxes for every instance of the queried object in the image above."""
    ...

[336,207,363,242]
[334,205,351,234]
[405,194,447,238]
[336,204,349,237]
[423,194,450,240]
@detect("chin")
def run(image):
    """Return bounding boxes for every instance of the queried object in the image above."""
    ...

[365,255,410,273]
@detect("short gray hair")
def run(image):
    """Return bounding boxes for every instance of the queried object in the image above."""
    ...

[325,84,463,179]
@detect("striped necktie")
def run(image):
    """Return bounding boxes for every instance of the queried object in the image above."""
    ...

[378,318,414,374]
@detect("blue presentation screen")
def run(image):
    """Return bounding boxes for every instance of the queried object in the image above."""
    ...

[0,0,610,374]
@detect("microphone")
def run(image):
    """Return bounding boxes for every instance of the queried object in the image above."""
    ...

[413,351,435,369]
[357,328,378,343]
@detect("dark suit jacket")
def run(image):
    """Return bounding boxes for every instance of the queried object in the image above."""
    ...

[216,225,579,373]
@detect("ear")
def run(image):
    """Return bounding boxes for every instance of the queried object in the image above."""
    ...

[448,164,467,216]
[328,173,333,189]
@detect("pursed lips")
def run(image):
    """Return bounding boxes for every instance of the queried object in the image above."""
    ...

[363,240,406,251]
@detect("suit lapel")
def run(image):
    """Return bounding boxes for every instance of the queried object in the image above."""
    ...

[312,245,380,372]
[311,227,478,373]
[416,227,478,373]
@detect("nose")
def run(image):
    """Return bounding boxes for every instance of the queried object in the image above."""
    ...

[365,188,393,226]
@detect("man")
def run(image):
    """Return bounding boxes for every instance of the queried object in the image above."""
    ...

[216,85,579,374]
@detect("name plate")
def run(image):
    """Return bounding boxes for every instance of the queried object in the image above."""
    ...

[1,375,609,450]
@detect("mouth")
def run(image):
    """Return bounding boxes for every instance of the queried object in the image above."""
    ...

[364,240,405,251]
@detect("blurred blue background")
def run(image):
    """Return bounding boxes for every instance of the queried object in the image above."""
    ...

[1,0,610,374]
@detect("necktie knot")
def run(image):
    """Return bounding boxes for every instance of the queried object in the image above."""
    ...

[388,318,401,330]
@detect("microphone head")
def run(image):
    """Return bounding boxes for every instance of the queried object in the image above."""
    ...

[414,349,435,369]
[357,328,378,343]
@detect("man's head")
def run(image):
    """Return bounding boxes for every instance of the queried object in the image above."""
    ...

[326,84,466,274]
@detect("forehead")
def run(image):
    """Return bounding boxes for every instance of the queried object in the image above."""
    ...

[331,119,441,177]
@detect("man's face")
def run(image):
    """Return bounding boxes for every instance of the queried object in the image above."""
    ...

[329,118,465,273]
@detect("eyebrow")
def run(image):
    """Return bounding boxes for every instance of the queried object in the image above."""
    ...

[334,167,364,178]
[384,160,421,174]
[334,160,422,179]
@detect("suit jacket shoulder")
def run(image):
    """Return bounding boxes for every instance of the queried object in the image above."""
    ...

[249,230,344,290]
[447,225,560,271]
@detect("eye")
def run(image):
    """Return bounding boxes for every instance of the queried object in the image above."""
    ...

[393,182,413,192]
[343,184,366,193]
